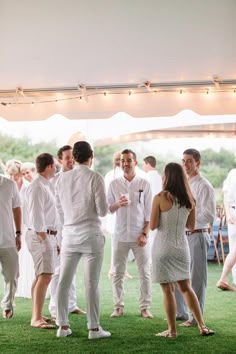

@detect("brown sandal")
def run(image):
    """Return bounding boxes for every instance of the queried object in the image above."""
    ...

[156,330,177,338]
[3,309,13,319]
[200,326,215,336]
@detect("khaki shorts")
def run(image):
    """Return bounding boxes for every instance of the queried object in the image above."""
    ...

[25,230,57,276]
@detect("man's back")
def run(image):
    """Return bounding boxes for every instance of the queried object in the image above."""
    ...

[56,165,108,239]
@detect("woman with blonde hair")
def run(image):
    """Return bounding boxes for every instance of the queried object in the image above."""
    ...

[150,162,215,338]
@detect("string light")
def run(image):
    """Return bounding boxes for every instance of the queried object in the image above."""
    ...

[1,79,236,107]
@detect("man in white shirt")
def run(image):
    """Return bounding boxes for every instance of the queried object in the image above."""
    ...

[25,153,58,329]
[0,174,21,318]
[175,148,216,325]
[143,156,162,199]
[222,168,236,284]
[108,149,153,319]
[55,141,111,339]
[48,145,86,318]
[143,156,162,262]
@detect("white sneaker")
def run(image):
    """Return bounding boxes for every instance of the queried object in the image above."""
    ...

[88,326,111,340]
[56,327,72,337]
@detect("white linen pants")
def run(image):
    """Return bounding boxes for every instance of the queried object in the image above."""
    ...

[48,252,78,313]
[0,247,19,311]
[228,224,236,284]
[56,247,104,329]
[112,240,152,310]
[175,231,210,323]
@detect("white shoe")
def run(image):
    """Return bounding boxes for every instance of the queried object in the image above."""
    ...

[56,327,72,337]
[88,326,111,340]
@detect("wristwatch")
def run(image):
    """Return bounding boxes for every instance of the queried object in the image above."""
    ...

[16,230,22,236]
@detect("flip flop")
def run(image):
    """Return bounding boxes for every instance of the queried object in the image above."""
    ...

[42,316,56,323]
[156,330,177,338]
[179,321,196,327]
[217,281,236,291]
[31,321,55,329]
[3,309,13,319]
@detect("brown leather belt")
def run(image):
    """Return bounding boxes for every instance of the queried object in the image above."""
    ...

[186,228,209,236]
[28,229,57,236]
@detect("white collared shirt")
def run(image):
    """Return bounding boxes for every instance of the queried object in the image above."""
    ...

[189,173,216,228]
[107,175,152,242]
[0,174,21,248]
[24,174,57,232]
[146,170,162,200]
[56,164,108,248]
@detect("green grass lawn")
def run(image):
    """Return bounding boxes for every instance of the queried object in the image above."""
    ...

[0,235,235,353]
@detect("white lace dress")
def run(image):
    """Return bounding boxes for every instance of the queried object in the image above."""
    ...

[152,202,191,283]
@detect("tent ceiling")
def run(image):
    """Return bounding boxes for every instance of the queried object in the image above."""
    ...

[0,0,236,121]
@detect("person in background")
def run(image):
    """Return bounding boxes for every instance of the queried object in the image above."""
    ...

[5,160,33,299]
[222,168,236,285]
[105,151,132,280]
[143,155,162,263]
[108,149,153,319]
[0,173,21,318]
[55,141,111,339]
[25,153,58,329]
[175,149,216,326]
[217,174,236,291]
[20,162,36,182]
[49,145,86,318]
[150,162,215,338]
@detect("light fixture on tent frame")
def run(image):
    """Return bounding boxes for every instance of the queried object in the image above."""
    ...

[1,78,236,107]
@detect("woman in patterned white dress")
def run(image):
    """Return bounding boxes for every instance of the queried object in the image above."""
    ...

[150,162,215,338]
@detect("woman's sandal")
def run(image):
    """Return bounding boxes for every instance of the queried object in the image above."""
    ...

[156,330,177,338]
[200,326,215,336]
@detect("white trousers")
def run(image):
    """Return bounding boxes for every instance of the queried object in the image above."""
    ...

[0,247,19,311]
[56,246,104,329]
[112,240,152,310]
[227,224,236,284]
[48,253,78,313]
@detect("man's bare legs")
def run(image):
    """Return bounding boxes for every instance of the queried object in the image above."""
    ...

[31,273,53,327]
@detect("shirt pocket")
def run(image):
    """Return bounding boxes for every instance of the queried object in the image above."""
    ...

[134,191,144,205]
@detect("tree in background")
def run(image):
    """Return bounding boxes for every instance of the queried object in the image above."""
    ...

[1,133,235,197]
[0,134,58,173]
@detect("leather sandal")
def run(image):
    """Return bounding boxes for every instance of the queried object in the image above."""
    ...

[200,326,215,336]
[156,330,177,338]
[3,309,13,319]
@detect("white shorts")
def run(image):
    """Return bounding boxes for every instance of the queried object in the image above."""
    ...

[25,230,57,276]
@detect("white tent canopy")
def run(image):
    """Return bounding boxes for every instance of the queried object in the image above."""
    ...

[0,0,236,121]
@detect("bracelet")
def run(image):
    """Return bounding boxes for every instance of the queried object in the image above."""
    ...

[16,230,22,235]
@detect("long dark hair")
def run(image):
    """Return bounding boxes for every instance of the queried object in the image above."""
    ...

[163,162,195,209]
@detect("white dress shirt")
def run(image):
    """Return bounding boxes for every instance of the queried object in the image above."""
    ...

[107,175,152,242]
[24,174,57,232]
[189,173,215,228]
[146,170,162,200]
[56,164,108,249]
[0,175,21,248]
